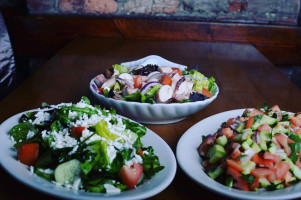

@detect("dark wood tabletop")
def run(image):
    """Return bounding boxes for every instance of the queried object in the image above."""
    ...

[0,37,301,200]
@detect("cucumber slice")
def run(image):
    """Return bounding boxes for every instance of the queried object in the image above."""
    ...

[259,178,271,188]
[54,159,81,185]
[216,135,228,146]
[208,167,224,179]
[251,143,261,153]
[242,128,253,140]
[260,115,278,126]
[272,124,289,135]
[226,176,233,188]
[259,140,267,151]
[242,141,251,150]
[242,160,256,174]
[293,165,301,180]
[252,121,262,130]
[245,137,253,146]
[260,130,272,141]
[209,144,226,164]
[235,123,245,133]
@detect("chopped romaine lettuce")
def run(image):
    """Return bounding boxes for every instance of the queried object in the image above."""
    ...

[112,64,128,74]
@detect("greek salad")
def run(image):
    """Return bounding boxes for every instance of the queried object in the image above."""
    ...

[9,97,164,193]
[93,64,216,104]
[198,104,301,191]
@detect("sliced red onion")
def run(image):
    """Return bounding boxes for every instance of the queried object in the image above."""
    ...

[254,131,260,144]
[240,149,255,164]
[140,81,161,94]
[230,123,238,130]
[116,77,134,88]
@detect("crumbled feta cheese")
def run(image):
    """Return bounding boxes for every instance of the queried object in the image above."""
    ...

[104,184,121,194]
[68,145,79,155]
[68,111,78,119]
[50,129,78,149]
[32,111,50,125]
[38,168,54,174]
[142,150,149,155]
[107,145,117,163]
[27,131,35,139]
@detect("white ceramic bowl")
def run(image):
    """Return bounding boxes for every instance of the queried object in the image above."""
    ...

[90,55,219,124]
[177,109,299,200]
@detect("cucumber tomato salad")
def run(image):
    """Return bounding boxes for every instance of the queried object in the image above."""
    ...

[198,104,301,191]
[9,97,164,193]
[92,64,216,104]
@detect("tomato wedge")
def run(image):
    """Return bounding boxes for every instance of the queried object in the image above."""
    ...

[18,143,39,166]
[263,152,280,163]
[226,159,243,172]
[257,124,272,132]
[227,118,236,127]
[251,168,276,182]
[271,105,281,113]
[227,166,241,182]
[202,88,212,98]
[275,161,290,180]
[70,126,86,138]
[159,74,172,86]
[171,68,182,75]
[222,127,233,138]
[118,163,143,189]
[134,75,143,89]
[251,153,264,166]
[249,109,264,117]
[245,117,254,129]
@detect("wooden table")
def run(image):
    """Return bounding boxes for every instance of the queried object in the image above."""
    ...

[0,38,301,200]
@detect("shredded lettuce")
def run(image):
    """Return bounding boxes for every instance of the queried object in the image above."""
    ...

[189,70,205,81]
[112,64,128,74]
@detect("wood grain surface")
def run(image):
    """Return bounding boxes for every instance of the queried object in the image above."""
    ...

[0,38,300,200]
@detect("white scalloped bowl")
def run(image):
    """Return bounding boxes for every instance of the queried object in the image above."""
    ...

[89,55,219,124]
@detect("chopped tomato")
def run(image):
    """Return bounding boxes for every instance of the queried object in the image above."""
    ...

[226,159,243,172]
[70,126,86,138]
[246,117,254,129]
[118,163,143,189]
[227,118,236,126]
[159,74,172,86]
[251,153,264,166]
[274,134,293,156]
[234,179,250,191]
[295,128,301,136]
[239,117,248,122]
[171,68,182,75]
[227,166,241,182]
[290,116,301,127]
[134,75,143,89]
[222,128,233,138]
[271,105,281,113]
[251,168,275,182]
[263,152,280,163]
[257,124,272,132]
[202,88,212,98]
[18,143,39,166]
[98,88,104,94]
[264,160,274,169]
[250,177,260,191]
[275,161,290,180]
[230,146,241,160]
[249,109,264,117]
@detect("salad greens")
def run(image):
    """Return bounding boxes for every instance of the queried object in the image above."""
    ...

[10,97,164,193]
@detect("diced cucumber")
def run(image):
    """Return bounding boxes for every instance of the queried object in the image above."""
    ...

[54,159,81,185]
[208,167,224,179]
[242,160,256,174]
[235,123,245,133]
[272,124,289,135]
[252,121,262,130]
[242,141,251,150]
[268,146,277,154]
[226,176,233,188]
[260,130,272,141]
[209,144,226,164]
[245,137,253,146]
[216,135,228,146]
[260,115,278,126]
[251,143,261,153]
[293,165,301,180]
[279,121,290,127]
[273,180,282,185]
[259,178,271,188]
[259,140,267,151]
[242,128,253,140]
[276,184,284,189]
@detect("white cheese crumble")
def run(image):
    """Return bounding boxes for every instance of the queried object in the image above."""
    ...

[68,111,78,119]
[49,128,78,149]
[32,111,50,125]
[27,131,35,139]
[104,184,121,194]
[107,145,117,163]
